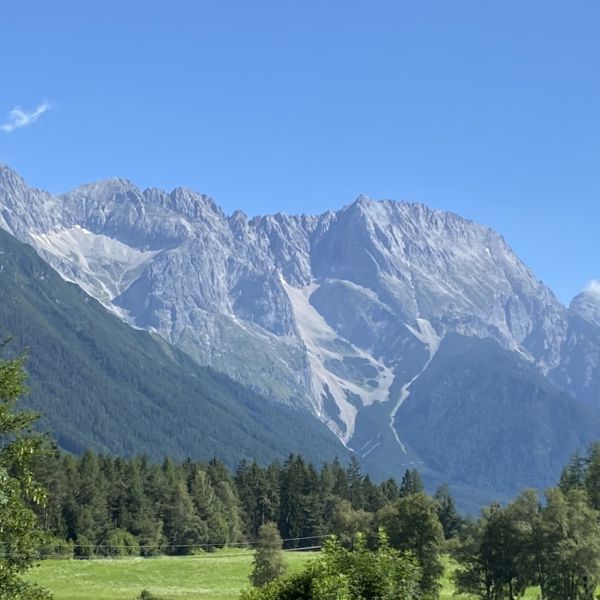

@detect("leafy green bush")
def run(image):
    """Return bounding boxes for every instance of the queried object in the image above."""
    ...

[241,530,421,600]
[74,535,95,559]
[39,536,75,559]
[101,529,140,557]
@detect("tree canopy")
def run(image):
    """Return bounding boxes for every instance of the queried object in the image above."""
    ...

[241,530,422,600]
[0,348,50,599]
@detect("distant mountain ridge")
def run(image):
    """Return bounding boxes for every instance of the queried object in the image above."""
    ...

[1,162,599,503]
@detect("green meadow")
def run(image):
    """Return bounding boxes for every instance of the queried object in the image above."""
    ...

[25,549,314,600]
[26,551,542,600]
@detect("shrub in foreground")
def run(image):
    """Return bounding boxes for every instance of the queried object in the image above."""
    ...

[241,530,422,600]
[250,522,287,587]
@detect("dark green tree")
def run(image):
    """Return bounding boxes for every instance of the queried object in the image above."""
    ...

[346,456,366,509]
[380,478,401,503]
[584,442,600,510]
[376,492,444,598]
[278,455,308,544]
[399,469,424,498]
[236,461,279,539]
[434,484,462,539]
[540,488,600,600]
[454,491,539,600]
[73,450,109,555]
[558,451,587,494]
[330,498,373,546]
[122,457,163,556]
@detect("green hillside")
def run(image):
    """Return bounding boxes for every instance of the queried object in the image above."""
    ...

[0,228,345,465]
[396,333,600,496]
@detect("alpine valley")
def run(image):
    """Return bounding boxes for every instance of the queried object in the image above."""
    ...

[2,163,600,508]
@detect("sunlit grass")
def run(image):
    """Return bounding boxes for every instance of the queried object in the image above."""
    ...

[25,549,314,600]
[26,550,544,600]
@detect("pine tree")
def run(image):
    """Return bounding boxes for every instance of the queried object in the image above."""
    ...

[399,469,424,497]
[380,478,401,503]
[74,450,109,554]
[584,442,600,509]
[123,458,163,556]
[236,460,268,538]
[434,484,461,539]
[347,455,366,509]
[278,455,308,544]
[558,451,587,494]
[161,479,207,554]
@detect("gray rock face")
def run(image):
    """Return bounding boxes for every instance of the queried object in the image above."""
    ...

[571,286,600,329]
[0,163,597,483]
[548,288,600,411]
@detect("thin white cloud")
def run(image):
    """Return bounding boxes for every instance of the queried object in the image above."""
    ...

[584,280,600,296]
[0,102,51,133]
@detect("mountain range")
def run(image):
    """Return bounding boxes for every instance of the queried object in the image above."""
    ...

[1,162,599,506]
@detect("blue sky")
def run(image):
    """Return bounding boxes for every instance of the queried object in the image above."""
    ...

[1,1,599,302]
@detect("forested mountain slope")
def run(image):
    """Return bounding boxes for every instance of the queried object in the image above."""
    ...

[393,334,600,497]
[0,227,346,465]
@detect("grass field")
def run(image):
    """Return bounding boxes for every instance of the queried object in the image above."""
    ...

[25,549,315,600]
[25,550,539,600]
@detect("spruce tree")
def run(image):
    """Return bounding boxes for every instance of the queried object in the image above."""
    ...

[278,455,308,544]
[399,469,424,497]
[346,455,366,509]
[558,451,587,494]
[434,484,461,539]
[584,442,600,509]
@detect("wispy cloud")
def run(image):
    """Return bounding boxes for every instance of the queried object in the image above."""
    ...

[0,102,51,133]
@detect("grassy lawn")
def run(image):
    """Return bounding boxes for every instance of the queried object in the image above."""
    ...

[25,550,542,600]
[25,549,315,600]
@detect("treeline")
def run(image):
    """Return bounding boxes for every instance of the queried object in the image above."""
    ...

[452,442,600,600]
[31,452,457,561]
[25,443,600,600]
[241,443,600,600]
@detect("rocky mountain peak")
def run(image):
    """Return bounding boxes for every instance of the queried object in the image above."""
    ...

[570,282,600,327]
[65,177,140,198]
[167,187,224,221]
[0,162,23,185]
